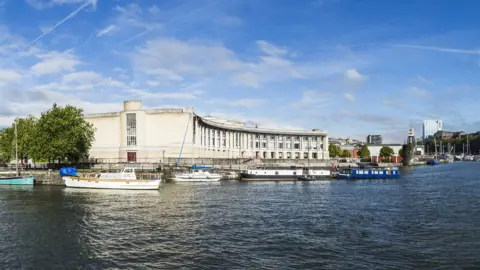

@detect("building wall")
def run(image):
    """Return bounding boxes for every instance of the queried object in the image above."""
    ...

[86,100,330,162]
[423,120,443,139]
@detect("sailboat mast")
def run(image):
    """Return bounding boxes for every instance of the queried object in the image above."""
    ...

[15,119,18,177]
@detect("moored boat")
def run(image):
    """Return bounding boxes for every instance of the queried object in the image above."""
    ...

[171,165,222,182]
[336,166,400,180]
[240,167,331,181]
[61,167,162,190]
[0,175,35,185]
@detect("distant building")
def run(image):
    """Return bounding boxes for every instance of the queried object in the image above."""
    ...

[433,130,465,140]
[366,134,382,145]
[366,144,403,163]
[423,120,443,139]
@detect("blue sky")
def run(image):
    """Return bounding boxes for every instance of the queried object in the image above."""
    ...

[1,0,480,142]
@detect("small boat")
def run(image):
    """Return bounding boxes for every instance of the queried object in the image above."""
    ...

[171,165,222,182]
[0,121,35,185]
[336,166,400,180]
[0,175,35,185]
[240,166,331,181]
[426,159,439,165]
[297,175,316,181]
[61,167,162,190]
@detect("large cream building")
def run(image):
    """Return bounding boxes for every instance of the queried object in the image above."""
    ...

[85,100,329,162]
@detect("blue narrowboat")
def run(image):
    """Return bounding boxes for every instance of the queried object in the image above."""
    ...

[336,167,400,180]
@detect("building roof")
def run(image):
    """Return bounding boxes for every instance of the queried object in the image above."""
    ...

[196,115,328,136]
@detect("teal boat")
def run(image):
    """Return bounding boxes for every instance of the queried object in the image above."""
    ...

[0,176,35,185]
[0,120,35,185]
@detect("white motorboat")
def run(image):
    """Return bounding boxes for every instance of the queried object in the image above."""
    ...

[62,167,162,190]
[171,165,222,182]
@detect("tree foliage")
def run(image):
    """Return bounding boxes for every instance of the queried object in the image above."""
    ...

[32,104,96,163]
[379,146,394,157]
[357,145,370,158]
[0,104,95,164]
[328,144,342,158]
[0,128,14,163]
[340,150,352,158]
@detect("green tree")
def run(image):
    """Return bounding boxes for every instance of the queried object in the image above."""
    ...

[340,150,352,158]
[357,145,370,158]
[31,104,96,163]
[0,128,14,163]
[379,146,394,157]
[329,144,342,158]
[15,116,38,164]
[398,148,404,158]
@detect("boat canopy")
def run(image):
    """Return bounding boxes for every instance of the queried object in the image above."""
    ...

[192,165,213,170]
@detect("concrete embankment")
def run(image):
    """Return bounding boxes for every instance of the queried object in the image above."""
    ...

[30,171,64,185]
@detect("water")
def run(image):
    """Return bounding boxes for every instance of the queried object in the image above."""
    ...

[1,163,479,269]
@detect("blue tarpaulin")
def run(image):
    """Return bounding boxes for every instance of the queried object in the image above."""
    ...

[59,167,79,177]
[192,165,213,170]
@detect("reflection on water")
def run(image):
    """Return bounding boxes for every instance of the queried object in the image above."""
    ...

[0,163,480,269]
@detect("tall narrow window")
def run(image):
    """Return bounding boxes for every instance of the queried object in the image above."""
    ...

[126,113,137,146]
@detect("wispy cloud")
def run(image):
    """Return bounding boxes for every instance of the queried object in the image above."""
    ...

[28,0,96,46]
[96,25,116,37]
[407,86,429,98]
[343,92,355,102]
[344,68,366,82]
[390,44,480,55]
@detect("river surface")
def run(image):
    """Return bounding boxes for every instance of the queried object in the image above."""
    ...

[0,163,479,269]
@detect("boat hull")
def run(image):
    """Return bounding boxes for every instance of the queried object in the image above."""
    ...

[171,177,221,182]
[336,173,400,180]
[0,176,35,185]
[63,176,161,190]
[240,173,298,181]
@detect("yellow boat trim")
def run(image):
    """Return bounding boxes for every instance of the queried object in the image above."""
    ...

[68,177,157,183]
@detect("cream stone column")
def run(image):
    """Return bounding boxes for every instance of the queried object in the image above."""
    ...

[323,135,329,160]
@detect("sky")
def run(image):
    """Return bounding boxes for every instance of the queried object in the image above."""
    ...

[1,0,480,143]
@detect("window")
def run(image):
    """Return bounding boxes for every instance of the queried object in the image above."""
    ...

[262,142,267,149]
[126,113,137,146]
[286,136,291,140]
[294,143,300,150]
[262,135,267,139]
[270,136,275,140]
[255,142,260,148]
[279,143,283,149]
[304,153,308,158]
[255,134,260,139]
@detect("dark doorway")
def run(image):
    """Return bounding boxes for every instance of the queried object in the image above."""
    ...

[127,152,137,162]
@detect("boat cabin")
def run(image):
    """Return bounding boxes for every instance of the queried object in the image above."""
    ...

[338,167,400,179]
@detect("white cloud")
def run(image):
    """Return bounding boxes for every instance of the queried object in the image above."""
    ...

[417,76,433,84]
[344,68,366,82]
[408,86,429,97]
[343,92,355,102]
[0,69,22,84]
[33,70,126,91]
[129,89,199,100]
[207,98,265,108]
[133,38,306,88]
[31,51,80,75]
[96,25,116,37]
[146,80,161,87]
[257,40,288,56]
[144,68,184,82]
[291,90,332,108]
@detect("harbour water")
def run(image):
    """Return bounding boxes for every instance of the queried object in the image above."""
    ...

[1,163,479,269]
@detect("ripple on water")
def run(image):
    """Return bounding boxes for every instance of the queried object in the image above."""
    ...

[1,164,480,269]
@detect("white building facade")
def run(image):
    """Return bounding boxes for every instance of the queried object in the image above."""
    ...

[86,100,329,162]
[423,120,443,139]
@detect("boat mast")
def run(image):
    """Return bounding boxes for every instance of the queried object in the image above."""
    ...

[15,119,18,177]
[176,112,192,168]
